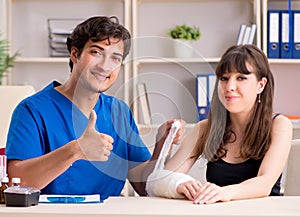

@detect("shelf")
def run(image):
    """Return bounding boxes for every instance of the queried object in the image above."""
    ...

[268,59,300,64]
[15,57,130,65]
[8,0,128,58]
[5,0,299,124]
[15,57,69,63]
[138,123,196,129]
[293,125,300,129]
[132,0,261,125]
[4,0,131,103]
[135,57,221,64]
[133,0,261,59]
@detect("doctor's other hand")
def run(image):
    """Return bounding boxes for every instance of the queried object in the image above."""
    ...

[77,110,114,161]
[156,119,186,145]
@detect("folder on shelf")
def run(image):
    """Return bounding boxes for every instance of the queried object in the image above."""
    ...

[196,74,216,121]
[267,10,281,58]
[47,19,82,57]
[248,24,257,44]
[236,24,246,45]
[292,10,300,59]
[137,83,151,125]
[280,10,293,59]
[242,26,251,45]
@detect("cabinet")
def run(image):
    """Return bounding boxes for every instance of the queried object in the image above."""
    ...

[2,0,298,137]
[131,0,261,128]
[2,0,299,196]
[262,0,300,138]
[3,0,131,103]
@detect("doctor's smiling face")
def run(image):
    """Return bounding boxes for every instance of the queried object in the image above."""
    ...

[70,38,124,93]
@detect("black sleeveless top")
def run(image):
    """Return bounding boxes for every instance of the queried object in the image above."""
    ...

[206,113,282,196]
[206,159,281,196]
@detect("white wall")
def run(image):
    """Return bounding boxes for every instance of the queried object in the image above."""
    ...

[0,1,3,33]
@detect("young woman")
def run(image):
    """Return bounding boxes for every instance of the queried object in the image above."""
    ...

[147,44,292,204]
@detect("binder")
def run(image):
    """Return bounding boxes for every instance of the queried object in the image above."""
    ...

[292,10,300,58]
[137,83,151,125]
[280,10,293,58]
[248,24,257,44]
[268,10,281,58]
[242,26,251,45]
[236,24,246,45]
[196,74,216,121]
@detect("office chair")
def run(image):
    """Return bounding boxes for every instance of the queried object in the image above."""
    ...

[284,139,300,196]
[0,85,35,150]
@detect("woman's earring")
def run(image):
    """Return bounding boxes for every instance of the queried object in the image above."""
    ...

[258,93,261,104]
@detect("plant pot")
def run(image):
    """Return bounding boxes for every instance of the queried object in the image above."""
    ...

[173,40,193,58]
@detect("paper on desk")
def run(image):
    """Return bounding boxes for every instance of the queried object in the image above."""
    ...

[39,194,101,203]
[153,120,181,172]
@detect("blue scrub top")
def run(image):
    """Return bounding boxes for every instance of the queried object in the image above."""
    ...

[6,81,151,200]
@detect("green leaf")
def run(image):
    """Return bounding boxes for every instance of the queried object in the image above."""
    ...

[0,33,20,82]
[168,24,201,41]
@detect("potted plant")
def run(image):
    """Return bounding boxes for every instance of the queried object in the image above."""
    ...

[0,35,19,85]
[168,24,201,58]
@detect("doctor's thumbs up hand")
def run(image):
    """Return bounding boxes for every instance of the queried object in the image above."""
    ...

[77,110,114,161]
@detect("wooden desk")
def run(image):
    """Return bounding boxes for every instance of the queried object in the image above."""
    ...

[0,196,300,217]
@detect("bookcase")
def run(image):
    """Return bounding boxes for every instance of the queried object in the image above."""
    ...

[131,0,261,131]
[2,0,131,103]
[1,0,268,136]
[262,0,300,138]
[1,0,299,196]
[2,0,298,136]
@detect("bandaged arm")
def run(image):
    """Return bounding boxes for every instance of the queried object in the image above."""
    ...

[146,169,195,198]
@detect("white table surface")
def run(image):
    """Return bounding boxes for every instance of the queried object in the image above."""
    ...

[1,196,300,217]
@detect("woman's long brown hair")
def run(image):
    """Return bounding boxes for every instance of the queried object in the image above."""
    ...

[194,45,274,162]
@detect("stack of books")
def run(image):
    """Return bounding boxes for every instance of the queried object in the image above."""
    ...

[47,19,82,57]
[236,24,257,45]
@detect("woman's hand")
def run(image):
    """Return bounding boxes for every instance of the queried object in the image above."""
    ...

[192,182,231,204]
[177,180,202,201]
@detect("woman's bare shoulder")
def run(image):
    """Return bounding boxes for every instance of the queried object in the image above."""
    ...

[193,119,208,133]
[181,119,208,148]
[272,114,293,129]
[271,114,293,141]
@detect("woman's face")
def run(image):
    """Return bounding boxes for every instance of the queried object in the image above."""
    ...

[217,62,266,115]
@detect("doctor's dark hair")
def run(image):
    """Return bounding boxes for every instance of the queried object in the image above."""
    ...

[195,44,275,161]
[66,16,131,71]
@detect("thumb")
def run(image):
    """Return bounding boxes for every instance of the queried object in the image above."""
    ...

[87,110,97,130]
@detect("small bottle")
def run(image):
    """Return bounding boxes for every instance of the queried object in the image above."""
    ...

[0,177,9,204]
[11,177,21,187]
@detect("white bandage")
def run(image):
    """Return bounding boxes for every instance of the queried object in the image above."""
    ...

[146,120,195,198]
[146,169,195,198]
